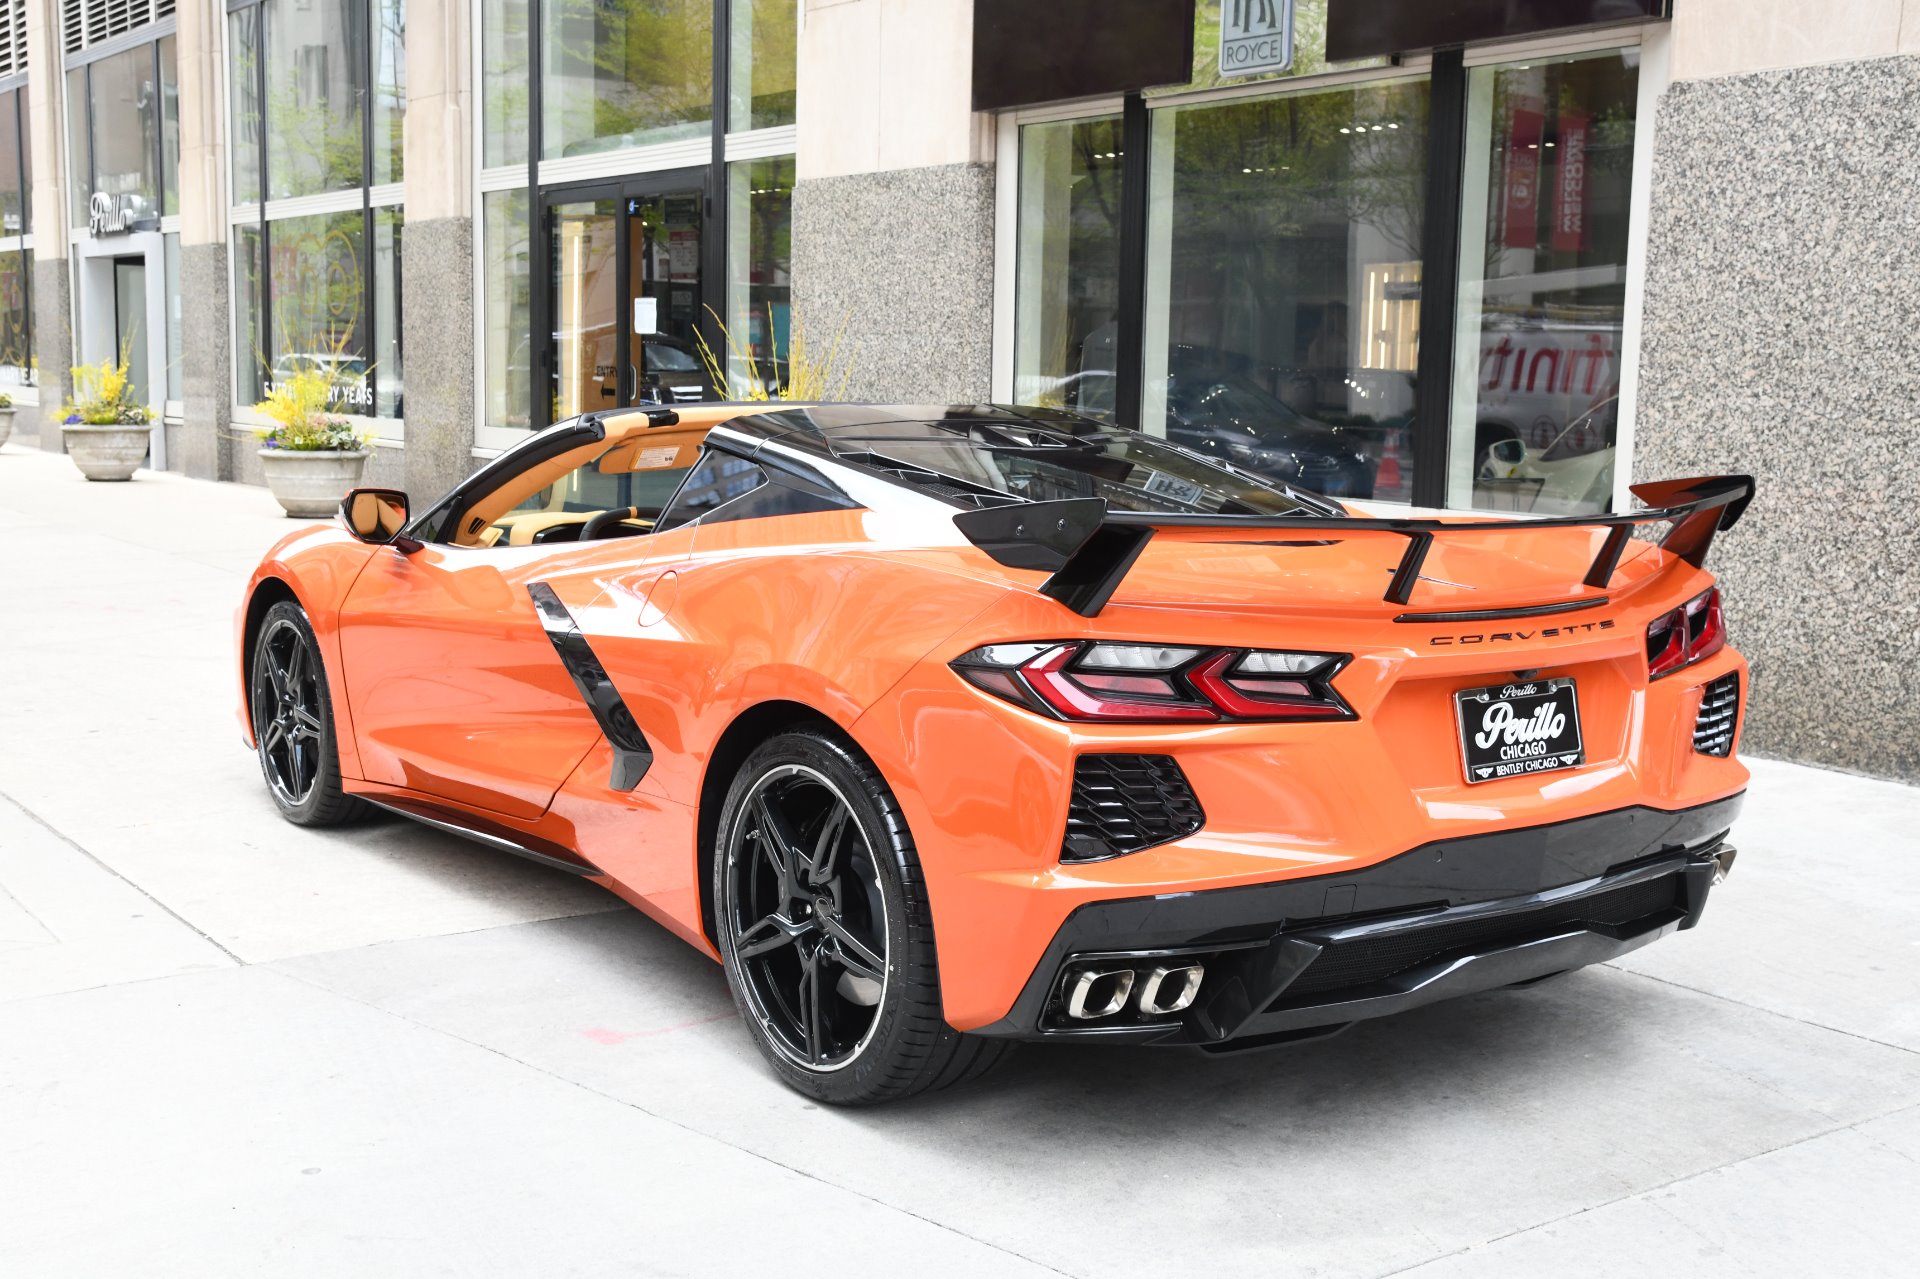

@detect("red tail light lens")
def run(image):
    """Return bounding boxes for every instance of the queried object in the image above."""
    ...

[1646,587,1727,679]
[952,642,1354,723]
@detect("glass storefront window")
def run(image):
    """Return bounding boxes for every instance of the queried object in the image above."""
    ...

[230,6,263,206]
[266,0,367,199]
[728,0,796,133]
[0,91,20,238]
[235,223,265,403]
[266,209,374,414]
[1141,78,1429,502]
[482,0,530,168]
[66,67,89,225]
[1449,51,1639,514]
[374,0,407,185]
[542,0,712,159]
[0,249,29,386]
[725,155,792,392]
[483,189,533,430]
[89,45,164,222]
[160,36,181,216]
[16,94,28,236]
[1012,114,1124,422]
[374,207,404,415]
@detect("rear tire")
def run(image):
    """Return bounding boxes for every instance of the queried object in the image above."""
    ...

[249,600,367,827]
[714,730,1012,1105]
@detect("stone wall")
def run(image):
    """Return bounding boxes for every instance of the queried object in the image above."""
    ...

[1634,56,1920,781]
[399,216,478,501]
[791,163,995,403]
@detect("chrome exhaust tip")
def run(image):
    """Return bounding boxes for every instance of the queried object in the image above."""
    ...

[1137,963,1205,1016]
[1712,845,1738,885]
[1064,967,1136,1020]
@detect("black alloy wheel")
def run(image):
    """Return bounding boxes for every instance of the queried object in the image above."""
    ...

[715,731,1012,1104]
[250,601,366,826]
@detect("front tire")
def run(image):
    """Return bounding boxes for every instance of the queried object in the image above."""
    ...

[249,600,367,827]
[714,730,1010,1105]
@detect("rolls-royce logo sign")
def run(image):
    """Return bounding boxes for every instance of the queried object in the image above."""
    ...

[1221,0,1293,78]
[88,192,133,237]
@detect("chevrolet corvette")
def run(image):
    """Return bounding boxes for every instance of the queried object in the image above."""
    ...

[236,402,1752,1104]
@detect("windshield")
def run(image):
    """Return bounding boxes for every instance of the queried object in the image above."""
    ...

[855,428,1332,517]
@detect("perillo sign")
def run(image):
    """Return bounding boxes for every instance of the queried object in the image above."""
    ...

[88,192,134,237]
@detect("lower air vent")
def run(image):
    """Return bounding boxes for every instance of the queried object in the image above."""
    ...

[1062,755,1204,862]
[1693,672,1740,756]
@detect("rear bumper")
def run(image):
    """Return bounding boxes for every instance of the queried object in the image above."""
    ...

[969,793,1741,1047]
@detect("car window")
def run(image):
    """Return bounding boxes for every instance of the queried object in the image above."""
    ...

[654,451,769,532]
[853,428,1330,517]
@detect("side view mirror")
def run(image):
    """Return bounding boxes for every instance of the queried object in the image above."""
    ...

[1489,438,1526,467]
[341,487,422,552]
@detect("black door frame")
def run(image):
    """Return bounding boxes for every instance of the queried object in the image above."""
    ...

[531,166,718,433]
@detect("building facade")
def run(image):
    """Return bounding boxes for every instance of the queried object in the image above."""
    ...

[8,0,1915,781]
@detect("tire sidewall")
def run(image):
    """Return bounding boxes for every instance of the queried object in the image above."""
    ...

[714,730,928,1104]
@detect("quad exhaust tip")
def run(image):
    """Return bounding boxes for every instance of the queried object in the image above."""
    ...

[1063,961,1206,1021]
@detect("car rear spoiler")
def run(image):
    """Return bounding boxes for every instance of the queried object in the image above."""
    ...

[951,474,1755,618]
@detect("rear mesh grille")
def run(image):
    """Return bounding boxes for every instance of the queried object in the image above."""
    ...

[1274,872,1685,1003]
[1062,754,1204,862]
[1694,673,1739,756]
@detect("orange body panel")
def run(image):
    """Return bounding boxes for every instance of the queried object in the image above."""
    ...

[237,405,1751,1036]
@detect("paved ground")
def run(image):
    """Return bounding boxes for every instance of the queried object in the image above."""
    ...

[2,442,1918,1278]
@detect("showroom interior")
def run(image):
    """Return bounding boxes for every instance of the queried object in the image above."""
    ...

[4,0,1913,782]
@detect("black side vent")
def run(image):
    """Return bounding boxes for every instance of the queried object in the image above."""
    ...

[1694,673,1740,756]
[1063,755,1204,862]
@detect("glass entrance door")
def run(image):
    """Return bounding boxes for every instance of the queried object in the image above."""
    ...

[541,172,708,430]
[113,257,149,406]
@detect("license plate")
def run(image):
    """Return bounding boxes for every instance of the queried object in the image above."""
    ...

[1455,678,1585,784]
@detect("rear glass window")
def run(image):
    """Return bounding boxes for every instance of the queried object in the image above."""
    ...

[850,428,1329,517]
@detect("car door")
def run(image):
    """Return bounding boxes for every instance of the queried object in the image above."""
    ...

[334,420,701,820]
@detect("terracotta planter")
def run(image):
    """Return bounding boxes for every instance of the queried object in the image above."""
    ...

[0,407,13,449]
[258,448,372,518]
[63,423,155,482]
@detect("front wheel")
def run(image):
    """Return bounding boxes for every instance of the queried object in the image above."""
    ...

[249,600,367,827]
[714,730,1010,1104]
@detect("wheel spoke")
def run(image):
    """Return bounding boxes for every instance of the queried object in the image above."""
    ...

[799,948,824,1065]
[819,914,885,985]
[285,640,308,690]
[736,911,809,960]
[752,795,802,905]
[807,802,850,887]
[260,720,288,754]
[263,651,291,703]
[288,705,324,736]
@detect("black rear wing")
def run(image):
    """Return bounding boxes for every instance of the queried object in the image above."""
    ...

[952,474,1755,618]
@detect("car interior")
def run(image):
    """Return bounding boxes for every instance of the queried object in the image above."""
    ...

[446,404,786,548]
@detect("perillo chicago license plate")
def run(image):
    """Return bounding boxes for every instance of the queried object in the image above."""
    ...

[1455,678,1585,784]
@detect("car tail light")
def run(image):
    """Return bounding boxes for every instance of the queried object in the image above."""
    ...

[1646,587,1727,679]
[951,641,1353,723]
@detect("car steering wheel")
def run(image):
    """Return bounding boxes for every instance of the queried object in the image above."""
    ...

[580,506,643,541]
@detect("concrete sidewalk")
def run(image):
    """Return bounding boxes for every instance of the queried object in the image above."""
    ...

[3,443,1918,1278]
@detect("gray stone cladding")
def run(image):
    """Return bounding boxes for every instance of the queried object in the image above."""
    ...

[180,240,231,480]
[791,162,995,403]
[31,255,73,450]
[1634,56,1920,781]
[400,216,480,502]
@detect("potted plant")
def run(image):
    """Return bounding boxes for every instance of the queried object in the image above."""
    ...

[61,359,156,481]
[255,366,373,518]
[0,392,13,449]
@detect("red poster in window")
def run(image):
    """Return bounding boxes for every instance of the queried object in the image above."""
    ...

[1552,111,1590,252]
[1502,98,1545,249]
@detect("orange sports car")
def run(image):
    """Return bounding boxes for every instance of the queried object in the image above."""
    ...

[236,403,1752,1104]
